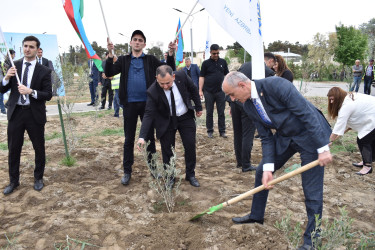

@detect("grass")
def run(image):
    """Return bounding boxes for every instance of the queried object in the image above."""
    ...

[54,235,100,249]
[61,156,77,167]
[45,131,62,141]
[0,230,21,249]
[99,128,124,136]
[0,143,7,151]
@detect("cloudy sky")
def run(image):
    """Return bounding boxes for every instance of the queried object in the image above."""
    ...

[1,0,374,54]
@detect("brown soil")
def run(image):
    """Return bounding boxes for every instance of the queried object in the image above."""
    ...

[0,107,374,249]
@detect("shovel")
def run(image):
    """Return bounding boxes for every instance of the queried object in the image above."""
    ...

[190,159,319,221]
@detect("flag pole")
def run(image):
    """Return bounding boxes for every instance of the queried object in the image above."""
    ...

[0,26,26,99]
[174,0,199,41]
[98,0,114,54]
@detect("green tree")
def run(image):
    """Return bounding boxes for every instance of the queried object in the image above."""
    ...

[91,41,106,59]
[226,42,251,63]
[359,18,375,60]
[114,43,129,56]
[334,24,368,67]
[266,40,308,56]
[147,46,163,60]
[307,33,334,80]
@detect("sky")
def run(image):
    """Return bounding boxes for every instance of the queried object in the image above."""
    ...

[0,0,374,56]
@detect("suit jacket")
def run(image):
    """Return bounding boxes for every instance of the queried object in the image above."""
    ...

[37,57,49,67]
[243,76,331,164]
[99,60,111,87]
[105,53,176,106]
[182,64,200,88]
[88,60,100,84]
[238,62,275,80]
[0,59,52,124]
[139,70,202,139]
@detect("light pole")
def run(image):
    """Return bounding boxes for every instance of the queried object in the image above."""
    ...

[118,32,131,54]
[173,7,204,64]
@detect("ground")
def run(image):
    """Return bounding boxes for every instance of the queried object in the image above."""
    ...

[0,101,374,249]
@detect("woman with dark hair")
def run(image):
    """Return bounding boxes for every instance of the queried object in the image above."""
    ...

[328,87,375,175]
[273,54,294,82]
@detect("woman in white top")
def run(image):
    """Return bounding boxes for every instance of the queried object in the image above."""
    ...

[328,87,375,175]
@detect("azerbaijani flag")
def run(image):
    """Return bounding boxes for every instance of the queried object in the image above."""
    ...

[175,18,184,66]
[63,0,103,71]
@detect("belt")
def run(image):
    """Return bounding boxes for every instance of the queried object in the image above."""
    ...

[17,105,31,109]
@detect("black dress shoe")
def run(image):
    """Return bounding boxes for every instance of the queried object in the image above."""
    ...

[297,243,313,250]
[121,173,131,185]
[3,182,19,195]
[186,176,200,187]
[87,102,94,106]
[352,162,363,168]
[220,133,228,138]
[242,165,257,172]
[34,179,44,191]
[107,106,112,110]
[207,132,213,138]
[232,214,264,224]
[236,164,242,168]
[99,106,105,110]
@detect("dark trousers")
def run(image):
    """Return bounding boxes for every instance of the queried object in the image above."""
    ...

[123,102,155,174]
[101,84,114,108]
[357,128,375,165]
[113,89,122,116]
[8,106,46,183]
[204,90,226,134]
[89,80,98,103]
[159,112,196,178]
[0,93,5,113]
[363,76,372,95]
[230,102,256,168]
[249,141,324,246]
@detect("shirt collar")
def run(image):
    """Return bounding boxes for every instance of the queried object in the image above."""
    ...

[22,58,37,66]
[131,52,145,59]
[250,81,259,99]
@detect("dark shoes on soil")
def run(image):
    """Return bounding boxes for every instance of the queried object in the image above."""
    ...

[3,182,19,195]
[242,165,257,172]
[186,176,200,187]
[352,162,363,168]
[232,214,264,224]
[207,132,213,138]
[297,244,313,250]
[121,173,131,185]
[34,179,44,191]
[220,133,227,138]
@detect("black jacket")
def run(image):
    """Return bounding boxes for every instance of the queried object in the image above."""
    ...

[105,53,175,106]
[139,70,202,139]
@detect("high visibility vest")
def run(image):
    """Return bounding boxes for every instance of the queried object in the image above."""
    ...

[111,73,121,90]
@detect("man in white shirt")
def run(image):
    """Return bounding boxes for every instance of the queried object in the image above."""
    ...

[137,65,202,188]
[1,36,52,195]
[222,71,332,250]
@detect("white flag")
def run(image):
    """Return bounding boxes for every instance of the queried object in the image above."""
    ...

[199,0,265,79]
[204,17,211,60]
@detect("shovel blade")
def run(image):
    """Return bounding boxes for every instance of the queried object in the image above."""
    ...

[189,203,224,221]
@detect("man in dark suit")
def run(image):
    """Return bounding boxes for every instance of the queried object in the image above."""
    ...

[105,30,176,185]
[1,36,52,195]
[99,52,114,110]
[36,48,50,67]
[87,59,100,106]
[222,72,332,249]
[137,65,202,187]
[182,57,200,89]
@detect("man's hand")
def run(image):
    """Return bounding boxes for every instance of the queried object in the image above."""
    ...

[168,40,177,56]
[18,84,32,95]
[199,90,204,100]
[196,111,203,117]
[107,37,114,58]
[318,150,332,166]
[5,66,16,81]
[102,73,107,79]
[136,138,145,152]
[262,171,274,190]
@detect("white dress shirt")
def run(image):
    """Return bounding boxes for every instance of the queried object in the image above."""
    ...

[163,82,188,116]
[2,58,38,104]
[333,93,375,139]
[250,81,329,172]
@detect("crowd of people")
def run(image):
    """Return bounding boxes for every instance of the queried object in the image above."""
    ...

[1,30,374,250]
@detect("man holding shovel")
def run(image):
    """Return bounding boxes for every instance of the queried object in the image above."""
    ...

[222,72,332,250]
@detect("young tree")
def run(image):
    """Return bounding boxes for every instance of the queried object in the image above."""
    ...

[307,33,332,80]
[359,18,375,60]
[334,24,368,66]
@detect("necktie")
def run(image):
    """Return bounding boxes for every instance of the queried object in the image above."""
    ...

[21,62,31,104]
[39,58,41,64]
[252,98,272,125]
[170,86,177,129]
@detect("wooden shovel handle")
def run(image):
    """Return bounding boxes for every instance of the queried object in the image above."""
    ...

[223,160,320,208]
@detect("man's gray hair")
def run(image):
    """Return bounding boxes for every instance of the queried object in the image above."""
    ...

[224,71,250,87]
[156,65,173,77]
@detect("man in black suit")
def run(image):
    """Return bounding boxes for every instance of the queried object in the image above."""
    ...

[222,72,332,250]
[99,52,114,110]
[137,65,202,187]
[105,30,176,186]
[36,48,50,67]
[1,36,52,195]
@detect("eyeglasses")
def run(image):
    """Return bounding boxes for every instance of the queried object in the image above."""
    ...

[211,52,220,55]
